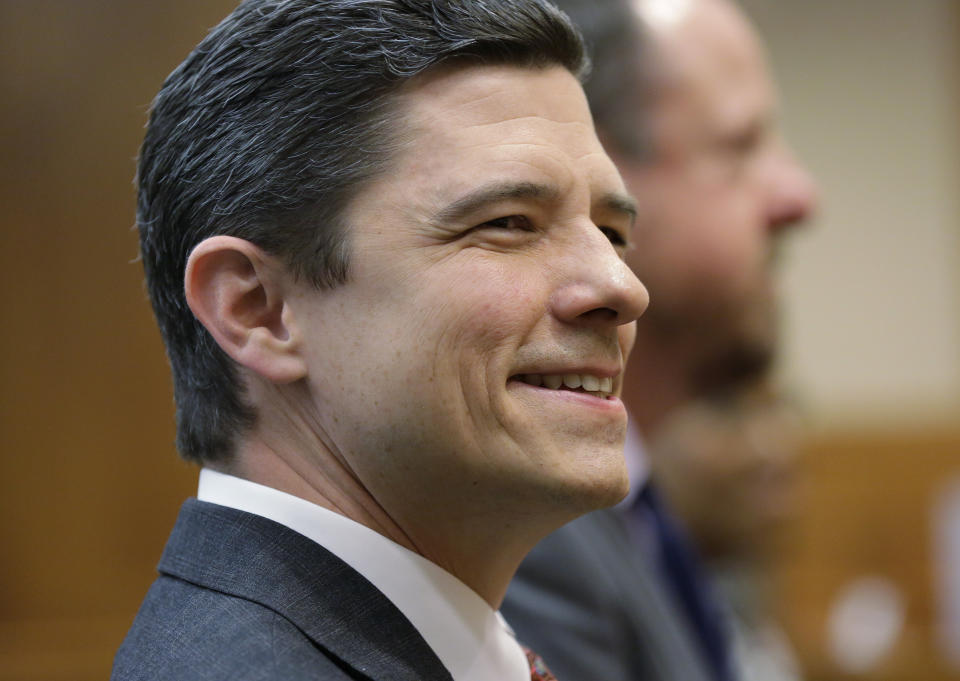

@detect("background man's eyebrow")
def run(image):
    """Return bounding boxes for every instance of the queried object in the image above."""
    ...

[433,181,562,223]
[599,193,638,225]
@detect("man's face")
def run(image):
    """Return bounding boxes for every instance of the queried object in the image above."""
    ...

[287,65,647,541]
[619,0,816,366]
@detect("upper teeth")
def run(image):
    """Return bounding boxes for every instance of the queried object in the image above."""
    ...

[520,373,613,394]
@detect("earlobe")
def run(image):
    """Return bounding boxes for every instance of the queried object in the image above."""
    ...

[184,236,307,384]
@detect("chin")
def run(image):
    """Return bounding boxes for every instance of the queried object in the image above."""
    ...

[544,448,631,515]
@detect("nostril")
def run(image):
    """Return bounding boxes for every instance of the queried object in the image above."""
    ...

[579,307,618,323]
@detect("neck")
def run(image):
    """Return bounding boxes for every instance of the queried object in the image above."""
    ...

[219,382,570,610]
[221,436,421,553]
[405,510,567,608]
[221,439,561,608]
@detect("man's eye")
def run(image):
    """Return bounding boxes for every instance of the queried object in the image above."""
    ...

[599,226,627,248]
[480,215,533,231]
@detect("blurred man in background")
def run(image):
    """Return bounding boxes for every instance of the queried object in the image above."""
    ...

[650,379,804,681]
[503,0,817,679]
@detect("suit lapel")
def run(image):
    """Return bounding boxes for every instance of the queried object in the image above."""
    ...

[158,499,454,681]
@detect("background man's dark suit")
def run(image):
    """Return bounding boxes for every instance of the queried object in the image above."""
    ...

[113,500,452,681]
[502,508,713,681]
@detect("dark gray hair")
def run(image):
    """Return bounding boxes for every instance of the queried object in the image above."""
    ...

[137,0,587,464]
[549,0,652,158]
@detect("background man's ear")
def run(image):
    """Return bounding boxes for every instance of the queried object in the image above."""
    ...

[184,236,307,384]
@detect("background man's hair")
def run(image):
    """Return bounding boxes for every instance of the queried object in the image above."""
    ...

[549,0,653,158]
[138,0,587,464]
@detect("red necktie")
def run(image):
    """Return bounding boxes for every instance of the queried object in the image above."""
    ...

[523,646,558,681]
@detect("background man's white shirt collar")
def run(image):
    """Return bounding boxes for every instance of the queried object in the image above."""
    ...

[618,415,650,509]
[197,468,529,681]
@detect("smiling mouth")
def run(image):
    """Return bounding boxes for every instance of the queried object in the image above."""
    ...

[512,373,615,399]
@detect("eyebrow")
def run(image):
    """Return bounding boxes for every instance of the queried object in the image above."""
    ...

[432,181,561,225]
[432,180,638,227]
[599,192,638,227]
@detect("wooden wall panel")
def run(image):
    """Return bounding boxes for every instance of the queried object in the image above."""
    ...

[774,428,960,681]
[0,2,238,678]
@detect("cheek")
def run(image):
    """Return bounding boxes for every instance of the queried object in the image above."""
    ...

[448,263,542,340]
[695,222,764,289]
[408,267,545,401]
[634,194,764,298]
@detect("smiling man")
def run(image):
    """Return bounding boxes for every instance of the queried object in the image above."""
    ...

[112,2,647,680]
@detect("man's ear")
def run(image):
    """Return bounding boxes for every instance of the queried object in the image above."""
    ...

[185,236,307,384]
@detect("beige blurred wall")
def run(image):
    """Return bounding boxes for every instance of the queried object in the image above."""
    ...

[741,0,960,428]
[734,5,960,679]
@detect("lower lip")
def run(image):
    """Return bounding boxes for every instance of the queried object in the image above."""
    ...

[508,379,626,416]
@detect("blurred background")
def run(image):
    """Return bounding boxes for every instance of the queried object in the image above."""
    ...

[0,1,956,679]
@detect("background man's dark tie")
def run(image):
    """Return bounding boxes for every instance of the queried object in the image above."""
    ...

[629,483,736,681]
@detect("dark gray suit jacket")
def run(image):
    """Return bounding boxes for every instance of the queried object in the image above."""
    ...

[112,499,454,681]
[502,508,714,681]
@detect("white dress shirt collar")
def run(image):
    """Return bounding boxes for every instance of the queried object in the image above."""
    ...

[197,469,528,681]
[618,415,650,509]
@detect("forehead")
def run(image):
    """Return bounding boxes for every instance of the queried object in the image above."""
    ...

[382,64,626,204]
[654,1,775,132]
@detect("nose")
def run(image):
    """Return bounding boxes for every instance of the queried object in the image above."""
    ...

[551,226,649,328]
[765,141,818,233]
